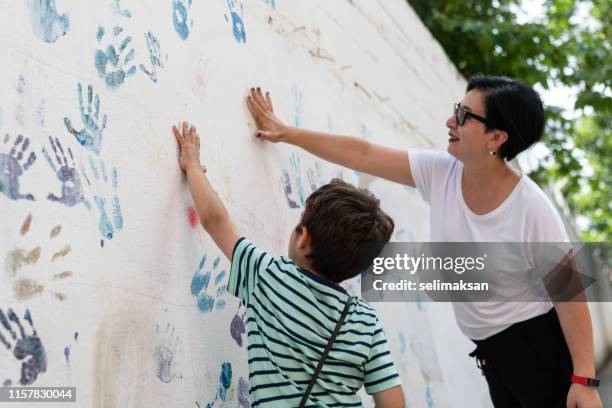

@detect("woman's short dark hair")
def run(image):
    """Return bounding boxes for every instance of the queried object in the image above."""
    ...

[298,179,394,283]
[467,75,544,160]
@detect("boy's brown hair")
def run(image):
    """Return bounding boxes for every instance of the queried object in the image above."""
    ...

[297,179,394,283]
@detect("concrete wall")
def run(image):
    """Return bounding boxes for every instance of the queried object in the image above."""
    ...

[0,0,491,406]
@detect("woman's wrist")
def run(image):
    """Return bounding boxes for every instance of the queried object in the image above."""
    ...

[282,127,302,145]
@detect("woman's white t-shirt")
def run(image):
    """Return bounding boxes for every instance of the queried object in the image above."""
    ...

[408,148,570,340]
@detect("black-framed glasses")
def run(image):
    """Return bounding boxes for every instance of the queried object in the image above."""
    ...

[454,103,489,126]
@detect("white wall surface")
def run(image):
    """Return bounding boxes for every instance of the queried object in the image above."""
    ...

[0,0,491,406]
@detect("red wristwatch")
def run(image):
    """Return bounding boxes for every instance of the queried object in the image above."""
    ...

[571,374,600,387]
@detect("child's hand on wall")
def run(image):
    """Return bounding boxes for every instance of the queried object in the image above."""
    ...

[172,122,205,174]
[246,87,288,142]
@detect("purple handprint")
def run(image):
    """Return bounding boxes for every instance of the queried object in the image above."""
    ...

[42,136,83,207]
[0,134,37,201]
[0,308,47,386]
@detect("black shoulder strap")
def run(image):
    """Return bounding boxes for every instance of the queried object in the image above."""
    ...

[298,295,354,408]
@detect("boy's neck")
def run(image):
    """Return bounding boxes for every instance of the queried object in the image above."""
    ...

[294,259,342,288]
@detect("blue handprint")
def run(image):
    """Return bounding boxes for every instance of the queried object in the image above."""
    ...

[139,31,164,83]
[42,136,83,207]
[289,154,306,206]
[190,255,227,314]
[280,154,320,209]
[94,25,136,90]
[0,134,37,201]
[292,84,302,127]
[79,157,123,245]
[281,171,299,209]
[224,0,247,43]
[29,0,70,43]
[201,362,232,408]
[306,161,323,193]
[0,308,47,386]
[172,0,193,40]
[63,83,107,156]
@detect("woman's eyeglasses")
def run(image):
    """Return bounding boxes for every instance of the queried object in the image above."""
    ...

[454,103,490,127]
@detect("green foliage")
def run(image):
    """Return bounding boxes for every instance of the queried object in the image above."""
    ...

[408,0,611,242]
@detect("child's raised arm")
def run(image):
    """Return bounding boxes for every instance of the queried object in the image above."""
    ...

[173,121,240,259]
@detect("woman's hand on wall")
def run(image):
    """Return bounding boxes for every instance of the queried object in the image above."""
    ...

[173,121,204,173]
[246,87,289,142]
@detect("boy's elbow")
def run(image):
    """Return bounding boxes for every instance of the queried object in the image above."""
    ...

[373,385,405,408]
[200,213,228,232]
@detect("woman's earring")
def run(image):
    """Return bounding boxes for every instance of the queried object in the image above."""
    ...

[489,150,496,156]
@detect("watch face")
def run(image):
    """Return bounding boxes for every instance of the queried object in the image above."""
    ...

[587,378,600,387]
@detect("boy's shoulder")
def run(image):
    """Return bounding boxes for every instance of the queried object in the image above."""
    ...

[348,297,383,329]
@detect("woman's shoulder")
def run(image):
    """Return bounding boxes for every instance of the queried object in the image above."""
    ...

[517,175,557,210]
[409,148,460,175]
[515,175,569,238]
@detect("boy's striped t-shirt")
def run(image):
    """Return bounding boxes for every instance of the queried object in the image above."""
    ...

[227,238,401,407]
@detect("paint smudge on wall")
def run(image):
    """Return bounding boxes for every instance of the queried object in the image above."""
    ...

[29,0,70,43]
[112,0,132,18]
[64,331,79,364]
[398,332,406,354]
[203,362,233,407]
[139,31,164,83]
[291,85,302,127]
[224,0,247,43]
[416,291,424,311]
[93,304,151,408]
[0,134,37,201]
[13,75,47,129]
[326,114,334,132]
[173,0,193,40]
[80,158,124,245]
[238,377,250,408]
[15,76,26,127]
[42,136,84,207]
[426,385,434,408]
[187,206,199,229]
[0,308,47,386]
[230,308,246,347]
[263,0,276,8]
[154,323,183,383]
[94,25,136,90]
[5,214,73,301]
[191,57,208,102]
[190,255,227,314]
[36,100,46,127]
[64,83,108,155]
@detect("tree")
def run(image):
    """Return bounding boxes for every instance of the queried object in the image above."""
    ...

[408,0,611,242]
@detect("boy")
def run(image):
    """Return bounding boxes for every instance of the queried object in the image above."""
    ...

[172,122,405,407]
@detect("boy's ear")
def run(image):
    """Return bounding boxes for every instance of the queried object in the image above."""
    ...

[296,225,312,250]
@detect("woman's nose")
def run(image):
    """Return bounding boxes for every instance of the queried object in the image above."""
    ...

[446,114,457,129]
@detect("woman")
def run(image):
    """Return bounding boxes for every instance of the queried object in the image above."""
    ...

[245,76,602,407]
